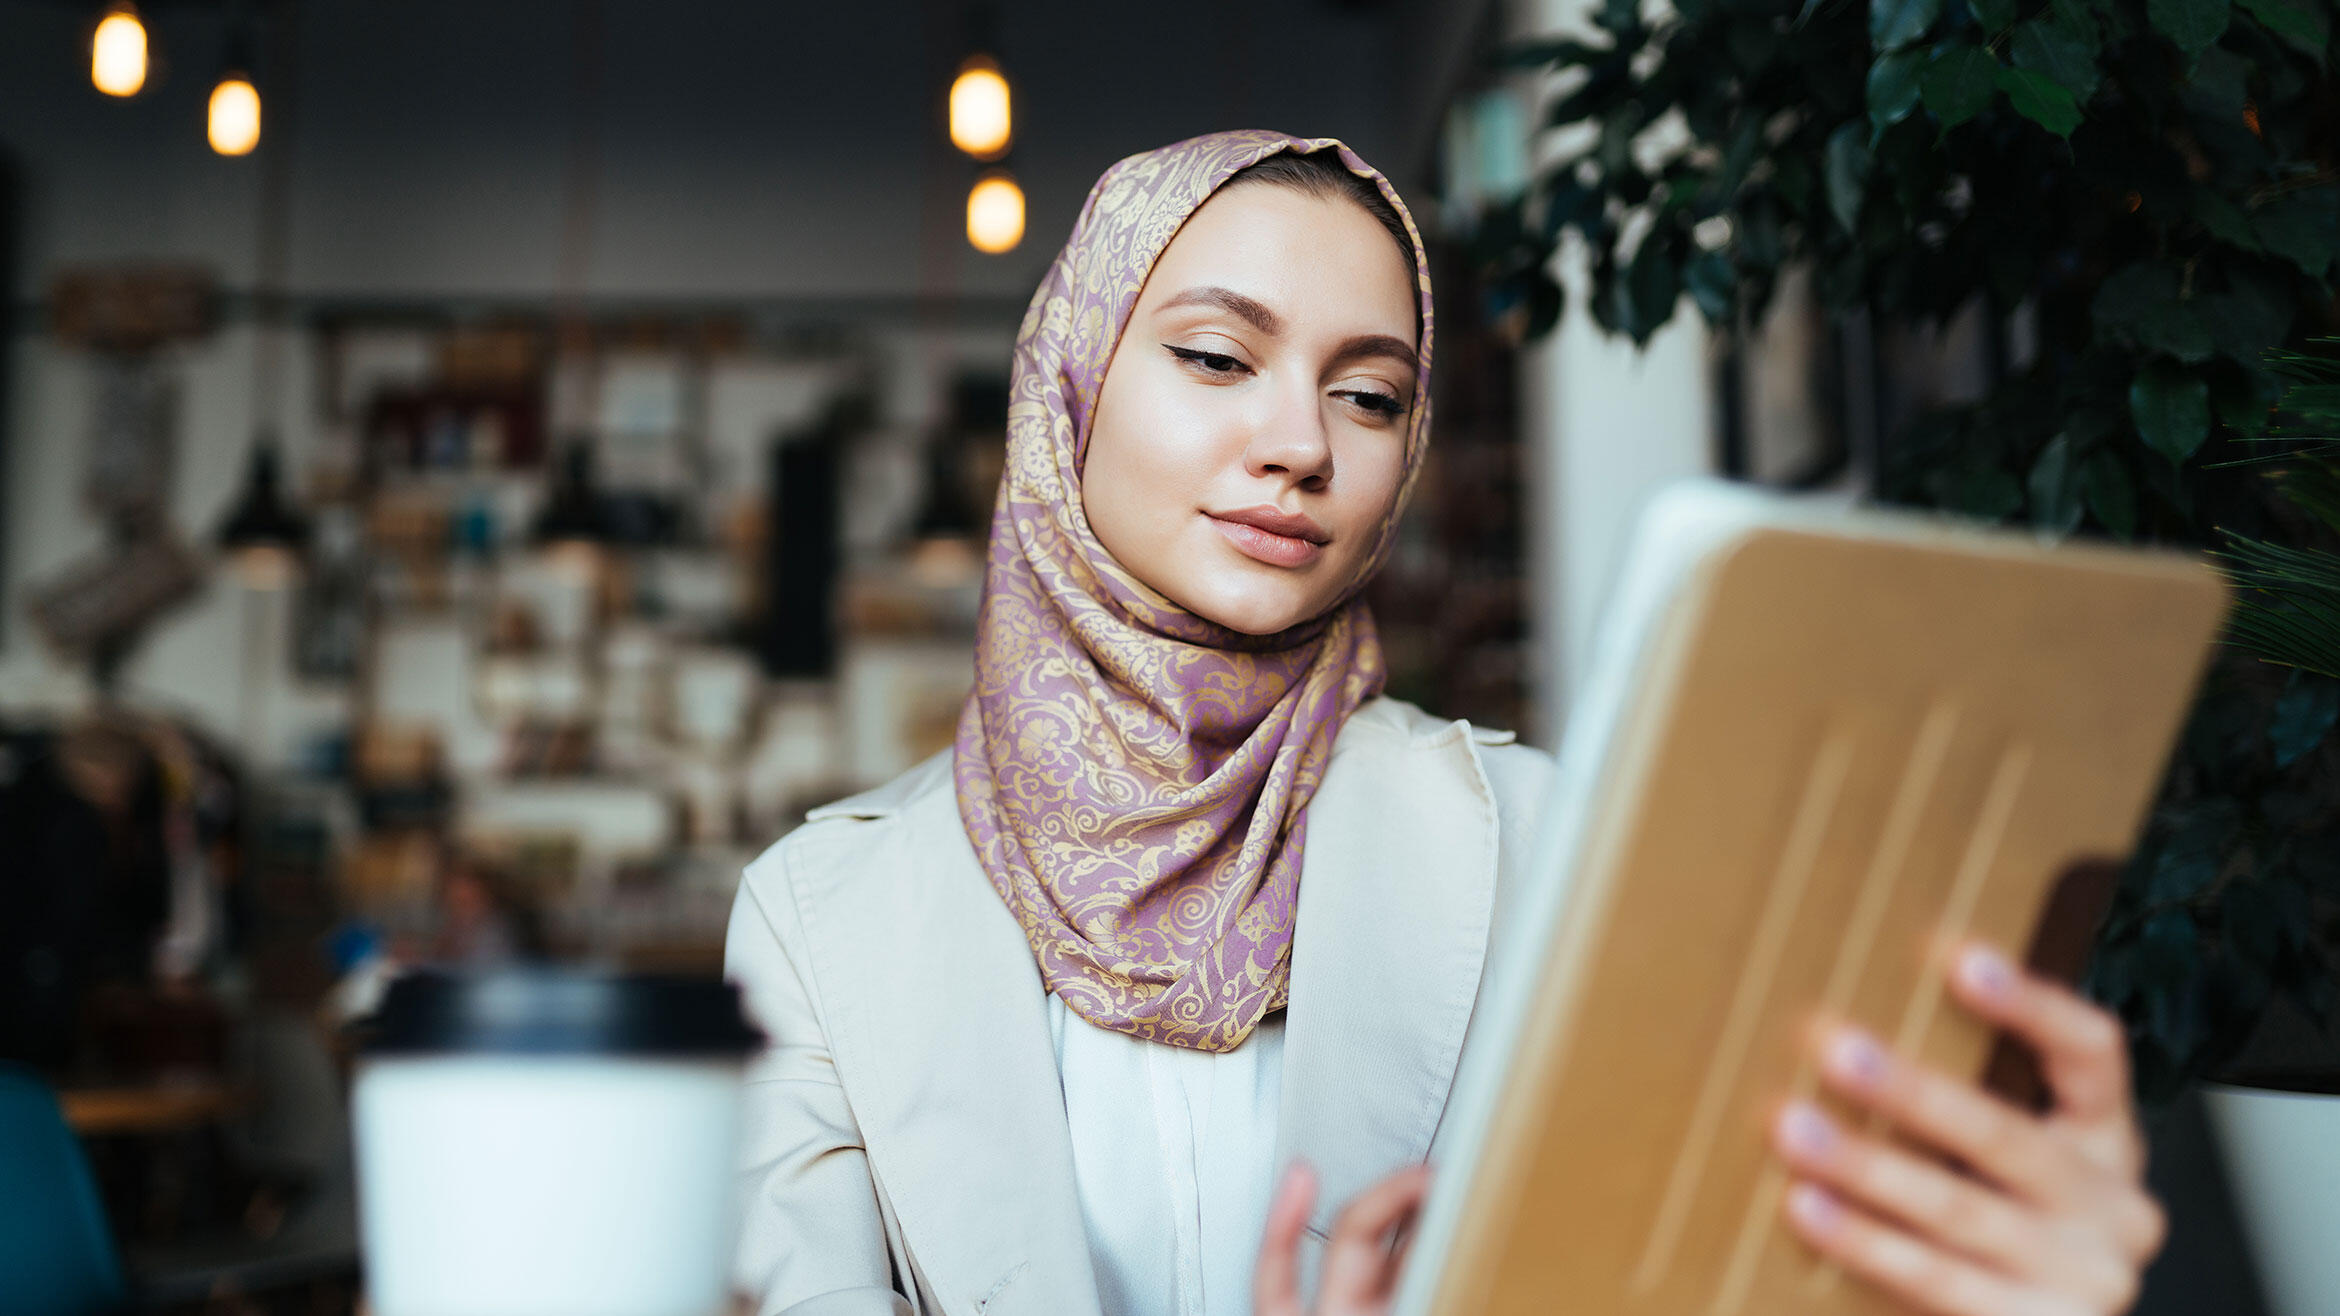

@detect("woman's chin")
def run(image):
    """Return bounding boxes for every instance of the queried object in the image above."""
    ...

[1173,580,1337,637]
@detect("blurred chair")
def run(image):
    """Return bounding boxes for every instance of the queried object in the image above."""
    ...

[0,1063,360,1315]
[0,1062,130,1316]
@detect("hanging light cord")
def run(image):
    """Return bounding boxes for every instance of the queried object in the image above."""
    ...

[247,0,300,423]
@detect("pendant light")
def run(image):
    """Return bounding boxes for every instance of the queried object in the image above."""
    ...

[948,56,1011,160]
[90,2,148,98]
[217,435,311,586]
[966,170,1024,255]
[208,24,262,156]
[208,76,261,155]
[211,82,260,156]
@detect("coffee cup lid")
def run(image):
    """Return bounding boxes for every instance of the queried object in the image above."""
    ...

[362,968,764,1058]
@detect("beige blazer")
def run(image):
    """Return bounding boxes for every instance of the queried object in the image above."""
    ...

[723,696,1556,1316]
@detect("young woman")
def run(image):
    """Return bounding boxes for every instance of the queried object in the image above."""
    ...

[724,130,2165,1316]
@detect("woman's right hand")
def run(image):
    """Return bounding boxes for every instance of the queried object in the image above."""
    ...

[1253,1161,1433,1316]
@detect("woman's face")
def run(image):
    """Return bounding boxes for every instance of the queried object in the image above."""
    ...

[1080,181,1418,637]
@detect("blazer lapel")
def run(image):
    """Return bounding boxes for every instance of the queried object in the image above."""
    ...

[790,765,1101,1316]
[1274,716,1503,1240]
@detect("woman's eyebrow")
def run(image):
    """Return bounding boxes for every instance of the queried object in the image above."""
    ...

[1327,334,1419,375]
[1160,286,1283,335]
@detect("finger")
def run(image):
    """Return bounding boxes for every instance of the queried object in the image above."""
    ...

[1782,1183,2097,1316]
[1772,1101,2142,1302]
[1251,1160,1316,1316]
[1817,1024,2080,1209]
[1388,1164,1432,1277]
[1318,1164,1433,1309]
[1950,944,2135,1129]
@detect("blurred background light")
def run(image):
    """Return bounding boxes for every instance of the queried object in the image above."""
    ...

[208,75,261,156]
[948,57,1011,160]
[965,171,1023,254]
[90,4,147,98]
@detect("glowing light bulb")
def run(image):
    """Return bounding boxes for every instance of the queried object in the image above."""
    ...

[91,6,148,98]
[967,172,1025,255]
[949,58,1012,160]
[208,75,261,155]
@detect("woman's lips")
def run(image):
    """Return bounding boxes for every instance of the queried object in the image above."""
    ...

[1208,513,1326,567]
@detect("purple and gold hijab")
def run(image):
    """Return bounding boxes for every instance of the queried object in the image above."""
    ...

[951,130,1436,1053]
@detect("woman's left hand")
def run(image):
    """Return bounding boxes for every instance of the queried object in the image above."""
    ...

[1768,942,2167,1315]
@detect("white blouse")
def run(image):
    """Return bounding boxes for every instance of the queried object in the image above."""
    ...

[1046,994,1288,1316]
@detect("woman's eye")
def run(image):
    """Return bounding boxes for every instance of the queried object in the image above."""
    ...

[1164,344,1248,376]
[1338,390,1405,417]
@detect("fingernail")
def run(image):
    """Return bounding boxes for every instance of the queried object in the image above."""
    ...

[1826,1028,1888,1088]
[1776,1101,1836,1157]
[1787,1182,1842,1232]
[1959,945,2015,998]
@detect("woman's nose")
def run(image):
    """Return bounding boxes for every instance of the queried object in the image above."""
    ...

[1243,386,1334,486]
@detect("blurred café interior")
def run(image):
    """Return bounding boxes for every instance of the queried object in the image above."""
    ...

[0,0,2327,1312]
[0,2,1544,1308]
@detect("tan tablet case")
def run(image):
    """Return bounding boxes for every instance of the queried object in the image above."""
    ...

[1401,494,2226,1316]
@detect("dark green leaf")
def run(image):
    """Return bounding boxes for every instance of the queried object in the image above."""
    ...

[2236,0,2331,53]
[2049,0,2102,44]
[2135,303,2217,363]
[2028,433,2086,534]
[2093,263,2180,330]
[2187,47,2251,115]
[2082,449,2139,537]
[2148,0,2232,55]
[1873,0,1947,48]
[2254,188,2340,281]
[1685,250,1736,325]
[2146,837,2220,903]
[2193,191,2259,250]
[1622,244,1683,344]
[1715,115,1765,199]
[1824,122,1872,232]
[1526,273,1565,340]
[1948,465,2024,519]
[1727,15,1781,70]
[2222,881,2289,968]
[2139,910,2210,1061]
[1997,66,2083,135]
[2269,675,2340,766]
[2195,289,2294,368]
[1867,50,1927,140]
[1542,175,1602,242]
[1498,37,1614,69]
[2132,367,2213,464]
[2009,19,2101,104]
[1774,153,1817,214]
[1598,112,1641,176]
[1547,64,1632,126]
[1970,0,2019,30]
[1921,44,2002,129]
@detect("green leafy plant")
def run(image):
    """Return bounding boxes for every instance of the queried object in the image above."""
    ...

[2218,346,2340,679]
[1488,0,2338,1098]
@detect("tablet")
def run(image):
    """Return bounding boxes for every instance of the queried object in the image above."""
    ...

[1395,481,2227,1316]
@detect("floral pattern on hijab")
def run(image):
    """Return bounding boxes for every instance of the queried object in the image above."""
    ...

[952,130,1435,1052]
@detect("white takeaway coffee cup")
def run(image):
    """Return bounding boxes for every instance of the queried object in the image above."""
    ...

[353,969,763,1316]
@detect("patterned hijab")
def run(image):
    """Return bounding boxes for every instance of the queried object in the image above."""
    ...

[951,130,1436,1053]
